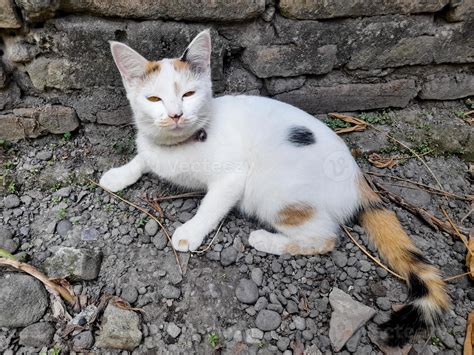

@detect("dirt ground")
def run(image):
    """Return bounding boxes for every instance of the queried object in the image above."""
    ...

[0,100,472,354]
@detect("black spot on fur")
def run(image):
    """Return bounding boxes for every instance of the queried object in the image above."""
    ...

[408,273,429,300]
[380,304,428,347]
[287,126,315,147]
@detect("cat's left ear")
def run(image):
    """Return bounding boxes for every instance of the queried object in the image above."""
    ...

[181,29,211,73]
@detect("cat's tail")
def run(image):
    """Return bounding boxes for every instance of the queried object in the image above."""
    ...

[355,175,449,347]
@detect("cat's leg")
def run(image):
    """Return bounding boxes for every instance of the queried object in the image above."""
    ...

[172,175,245,252]
[249,229,337,255]
[100,155,149,192]
[249,210,338,255]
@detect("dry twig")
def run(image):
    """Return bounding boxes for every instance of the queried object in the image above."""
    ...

[151,192,203,201]
[366,172,471,201]
[440,208,471,256]
[328,112,368,134]
[372,180,469,238]
[193,219,226,255]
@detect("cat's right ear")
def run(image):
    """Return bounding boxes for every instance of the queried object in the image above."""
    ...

[110,41,148,81]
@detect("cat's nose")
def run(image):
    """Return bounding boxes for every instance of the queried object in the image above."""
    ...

[169,113,183,122]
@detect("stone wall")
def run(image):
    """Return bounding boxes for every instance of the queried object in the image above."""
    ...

[0,0,473,139]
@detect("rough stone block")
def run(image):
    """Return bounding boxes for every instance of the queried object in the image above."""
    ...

[0,0,21,28]
[16,0,60,23]
[0,83,21,110]
[0,106,79,140]
[59,0,265,22]
[26,57,78,91]
[242,44,337,78]
[0,114,38,140]
[446,0,474,21]
[28,18,226,90]
[419,73,474,100]
[265,76,306,95]
[96,106,132,125]
[224,63,262,94]
[0,62,7,88]
[347,36,437,70]
[96,303,142,350]
[279,0,449,20]
[275,79,417,114]
[38,106,80,134]
[43,247,102,281]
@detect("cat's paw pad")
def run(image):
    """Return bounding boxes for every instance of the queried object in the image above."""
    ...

[172,224,204,252]
[99,168,128,192]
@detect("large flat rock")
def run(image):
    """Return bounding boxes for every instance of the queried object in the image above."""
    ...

[275,79,417,114]
[279,0,449,19]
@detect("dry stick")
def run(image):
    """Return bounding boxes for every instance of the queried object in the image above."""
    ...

[87,179,184,275]
[341,226,405,280]
[193,219,226,255]
[152,192,204,202]
[372,180,468,238]
[443,271,473,282]
[440,207,472,257]
[0,258,76,304]
[366,172,471,201]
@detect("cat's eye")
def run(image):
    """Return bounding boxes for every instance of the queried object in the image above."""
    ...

[183,91,195,97]
[147,96,161,102]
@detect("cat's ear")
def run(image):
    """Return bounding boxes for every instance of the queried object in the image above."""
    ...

[110,41,148,81]
[180,29,211,72]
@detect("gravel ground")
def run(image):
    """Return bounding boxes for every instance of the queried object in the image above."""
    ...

[0,103,472,354]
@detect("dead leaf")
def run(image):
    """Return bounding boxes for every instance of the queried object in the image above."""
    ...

[368,153,399,169]
[467,229,474,280]
[49,293,72,322]
[111,296,144,313]
[465,311,474,355]
[0,257,76,304]
[328,113,368,134]
[464,110,474,125]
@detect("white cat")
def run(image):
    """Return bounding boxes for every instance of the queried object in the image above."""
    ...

[100,30,448,346]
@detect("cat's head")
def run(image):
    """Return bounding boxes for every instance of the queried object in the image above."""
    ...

[110,30,213,145]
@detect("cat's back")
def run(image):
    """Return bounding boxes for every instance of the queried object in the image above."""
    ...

[211,94,342,148]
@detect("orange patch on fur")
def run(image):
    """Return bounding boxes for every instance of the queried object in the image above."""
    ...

[178,240,188,248]
[277,203,314,227]
[145,61,161,74]
[172,59,189,71]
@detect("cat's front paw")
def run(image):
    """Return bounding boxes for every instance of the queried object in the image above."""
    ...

[172,223,205,252]
[99,168,129,192]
